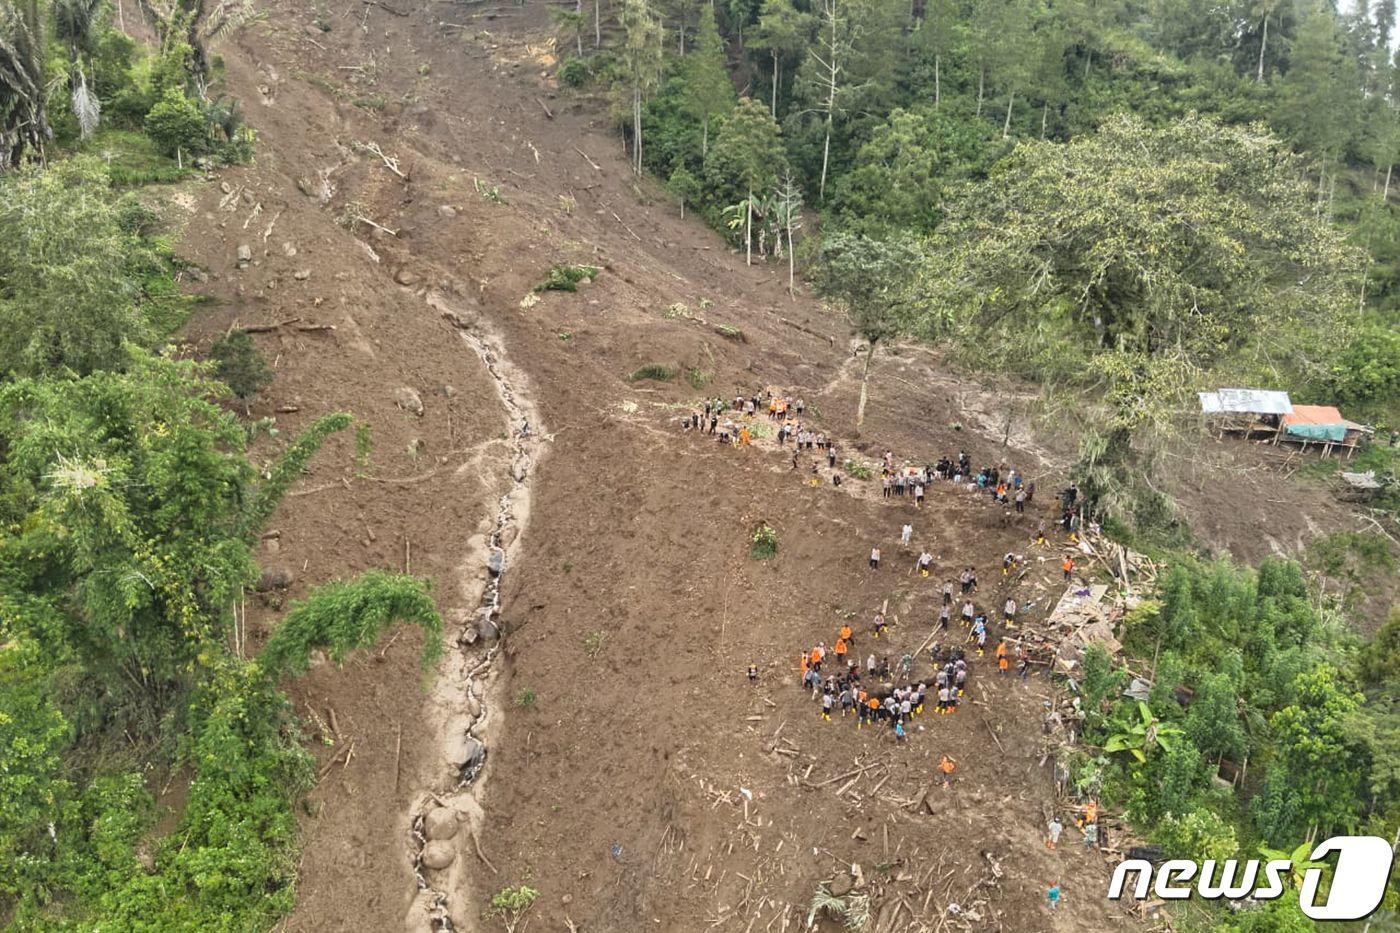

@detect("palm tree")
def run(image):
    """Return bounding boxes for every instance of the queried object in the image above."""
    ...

[136,0,261,97]
[0,0,51,168]
[53,0,101,61]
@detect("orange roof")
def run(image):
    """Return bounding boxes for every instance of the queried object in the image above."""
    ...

[1281,405,1344,426]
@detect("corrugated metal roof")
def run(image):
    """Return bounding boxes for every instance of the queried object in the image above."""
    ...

[1198,388,1293,415]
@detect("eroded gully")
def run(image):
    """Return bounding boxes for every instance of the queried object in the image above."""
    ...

[405,296,545,932]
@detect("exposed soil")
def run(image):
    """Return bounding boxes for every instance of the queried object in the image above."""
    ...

[161,2,1389,930]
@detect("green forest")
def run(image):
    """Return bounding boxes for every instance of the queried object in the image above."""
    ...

[0,0,444,927]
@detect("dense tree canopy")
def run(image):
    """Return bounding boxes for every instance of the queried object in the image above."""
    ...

[927,114,1364,379]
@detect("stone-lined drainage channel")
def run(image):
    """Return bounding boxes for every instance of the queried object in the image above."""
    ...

[408,299,543,932]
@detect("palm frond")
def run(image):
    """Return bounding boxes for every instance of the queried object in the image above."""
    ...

[201,0,263,45]
[0,0,51,169]
[71,69,100,139]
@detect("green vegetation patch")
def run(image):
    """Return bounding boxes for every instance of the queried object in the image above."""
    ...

[628,363,676,382]
[534,263,600,292]
[750,523,778,559]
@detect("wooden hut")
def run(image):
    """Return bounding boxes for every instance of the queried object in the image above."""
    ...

[1275,404,1372,458]
[1198,388,1292,437]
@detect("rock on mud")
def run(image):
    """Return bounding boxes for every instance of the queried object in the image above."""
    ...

[393,386,424,416]
[446,734,485,771]
[255,567,294,591]
[421,840,456,870]
[424,807,459,841]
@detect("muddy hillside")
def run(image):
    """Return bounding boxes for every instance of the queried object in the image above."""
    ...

[165,1,1381,930]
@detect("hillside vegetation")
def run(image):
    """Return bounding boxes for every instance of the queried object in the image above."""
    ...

[0,1,440,926]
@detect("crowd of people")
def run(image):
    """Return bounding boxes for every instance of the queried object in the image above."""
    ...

[798,626,974,742]
[681,387,1090,746]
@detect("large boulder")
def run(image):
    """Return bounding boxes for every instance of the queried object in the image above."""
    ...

[421,840,455,870]
[424,807,459,841]
[446,734,485,771]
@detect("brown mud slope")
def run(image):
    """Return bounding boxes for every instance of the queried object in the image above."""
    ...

[166,1,1371,930]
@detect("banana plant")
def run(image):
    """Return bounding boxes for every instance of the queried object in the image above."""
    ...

[1104,700,1185,762]
[1257,841,1328,890]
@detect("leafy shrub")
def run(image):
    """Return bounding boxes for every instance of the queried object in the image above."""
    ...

[1152,808,1239,863]
[557,56,588,87]
[144,87,206,157]
[583,631,606,657]
[686,367,712,389]
[489,884,540,932]
[534,263,600,292]
[514,688,537,709]
[844,459,873,480]
[257,571,443,679]
[628,364,676,382]
[750,523,778,559]
[355,422,374,477]
[106,85,159,130]
[713,323,745,341]
[211,330,273,407]
[0,157,153,376]
[1328,322,1400,415]
[474,177,503,202]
